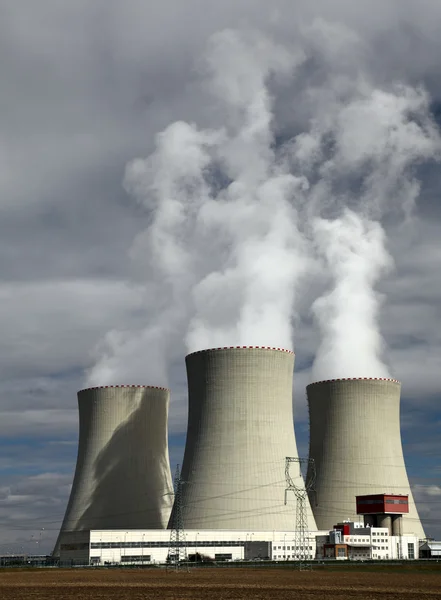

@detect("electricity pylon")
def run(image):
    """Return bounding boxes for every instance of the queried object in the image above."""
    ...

[167,464,188,571]
[285,457,316,564]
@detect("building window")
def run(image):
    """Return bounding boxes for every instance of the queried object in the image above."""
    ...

[408,543,415,560]
[121,556,151,562]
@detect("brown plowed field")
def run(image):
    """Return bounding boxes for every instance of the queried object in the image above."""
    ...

[0,566,440,599]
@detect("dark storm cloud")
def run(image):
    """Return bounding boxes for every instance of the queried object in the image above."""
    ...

[0,1,440,547]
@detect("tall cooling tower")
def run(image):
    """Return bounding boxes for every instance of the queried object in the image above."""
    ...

[306,378,425,538]
[54,385,174,554]
[171,346,317,531]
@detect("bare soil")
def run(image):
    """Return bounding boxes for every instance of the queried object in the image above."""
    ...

[0,566,440,599]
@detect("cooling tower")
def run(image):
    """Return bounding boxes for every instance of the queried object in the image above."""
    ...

[171,346,317,531]
[54,385,174,554]
[306,378,425,538]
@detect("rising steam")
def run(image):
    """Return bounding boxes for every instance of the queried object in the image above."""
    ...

[87,24,441,387]
[300,84,441,381]
[311,211,393,379]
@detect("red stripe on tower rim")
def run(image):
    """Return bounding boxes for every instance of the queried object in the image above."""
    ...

[306,377,400,388]
[186,346,295,358]
[79,385,170,393]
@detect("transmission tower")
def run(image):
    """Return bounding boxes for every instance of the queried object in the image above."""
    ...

[167,464,188,571]
[284,457,316,564]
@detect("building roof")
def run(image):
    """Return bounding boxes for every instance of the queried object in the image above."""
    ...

[421,541,441,550]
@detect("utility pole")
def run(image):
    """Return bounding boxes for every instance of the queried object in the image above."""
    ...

[167,464,188,572]
[285,457,316,566]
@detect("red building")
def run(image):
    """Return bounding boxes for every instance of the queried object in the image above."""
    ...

[356,494,409,535]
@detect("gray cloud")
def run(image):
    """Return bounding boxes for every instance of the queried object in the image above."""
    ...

[0,1,440,546]
[412,484,441,539]
[0,472,72,554]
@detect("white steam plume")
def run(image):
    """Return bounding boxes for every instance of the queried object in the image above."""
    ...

[311,211,393,379]
[87,30,307,385]
[87,24,441,387]
[301,81,441,381]
[86,121,221,386]
[185,31,309,350]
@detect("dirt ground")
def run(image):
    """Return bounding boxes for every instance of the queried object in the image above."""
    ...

[0,566,440,600]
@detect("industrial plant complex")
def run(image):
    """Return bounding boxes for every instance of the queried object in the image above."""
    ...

[55,346,428,565]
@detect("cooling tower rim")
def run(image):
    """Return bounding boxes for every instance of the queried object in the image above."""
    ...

[186,345,294,358]
[307,377,400,388]
[79,385,170,393]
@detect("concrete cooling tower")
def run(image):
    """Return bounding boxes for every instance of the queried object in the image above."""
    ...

[306,378,425,538]
[171,346,317,531]
[54,385,174,554]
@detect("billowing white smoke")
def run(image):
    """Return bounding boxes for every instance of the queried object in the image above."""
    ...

[87,25,441,387]
[311,211,393,379]
[301,84,441,381]
[183,32,310,350]
[87,122,221,386]
[87,30,307,385]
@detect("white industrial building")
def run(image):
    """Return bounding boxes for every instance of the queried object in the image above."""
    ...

[315,521,419,560]
[54,386,174,555]
[59,525,421,565]
[306,378,425,539]
[58,529,319,565]
[172,347,316,532]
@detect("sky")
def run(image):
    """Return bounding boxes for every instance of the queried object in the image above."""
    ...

[0,0,440,555]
